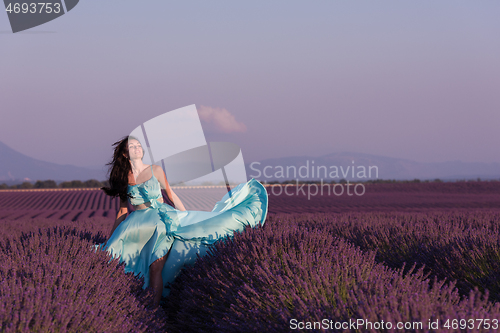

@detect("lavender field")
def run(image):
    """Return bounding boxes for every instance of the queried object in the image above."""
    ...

[1,181,500,332]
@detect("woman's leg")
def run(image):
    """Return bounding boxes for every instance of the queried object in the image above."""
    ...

[149,249,170,307]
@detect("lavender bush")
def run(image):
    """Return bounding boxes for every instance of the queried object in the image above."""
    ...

[164,214,500,332]
[0,226,166,332]
[318,210,500,302]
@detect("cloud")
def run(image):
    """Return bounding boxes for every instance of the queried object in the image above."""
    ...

[198,105,247,133]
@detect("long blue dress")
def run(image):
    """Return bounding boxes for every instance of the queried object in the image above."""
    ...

[96,168,268,297]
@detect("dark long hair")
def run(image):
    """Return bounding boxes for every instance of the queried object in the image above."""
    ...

[101,136,141,201]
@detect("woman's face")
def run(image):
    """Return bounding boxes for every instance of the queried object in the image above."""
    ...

[127,139,144,160]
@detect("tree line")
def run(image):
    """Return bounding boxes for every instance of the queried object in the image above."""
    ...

[260,177,498,184]
[0,179,110,189]
[1,177,497,190]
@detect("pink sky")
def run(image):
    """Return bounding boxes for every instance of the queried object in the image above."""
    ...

[1,1,499,167]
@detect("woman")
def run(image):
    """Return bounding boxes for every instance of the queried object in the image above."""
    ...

[98,136,268,307]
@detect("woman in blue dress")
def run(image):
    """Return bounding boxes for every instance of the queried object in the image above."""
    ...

[99,136,268,307]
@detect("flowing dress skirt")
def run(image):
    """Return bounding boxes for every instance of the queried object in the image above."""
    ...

[96,178,268,296]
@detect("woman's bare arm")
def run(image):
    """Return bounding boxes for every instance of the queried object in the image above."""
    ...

[170,190,186,211]
[109,199,128,238]
[154,165,186,211]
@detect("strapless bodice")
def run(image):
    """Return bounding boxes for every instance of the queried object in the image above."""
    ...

[127,172,162,206]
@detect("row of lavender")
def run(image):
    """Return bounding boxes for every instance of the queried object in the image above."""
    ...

[0,187,226,220]
[1,209,500,332]
[266,181,500,214]
[2,181,499,219]
[0,190,118,211]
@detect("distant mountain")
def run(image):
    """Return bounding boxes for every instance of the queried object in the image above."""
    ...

[0,141,107,183]
[245,152,500,181]
[2,140,498,184]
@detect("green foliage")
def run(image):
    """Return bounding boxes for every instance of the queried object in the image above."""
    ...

[62,180,84,188]
[257,178,499,185]
[34,180,57,188]
[1,179,106,189]
[19,181,33,189]
[84,179,102,188]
